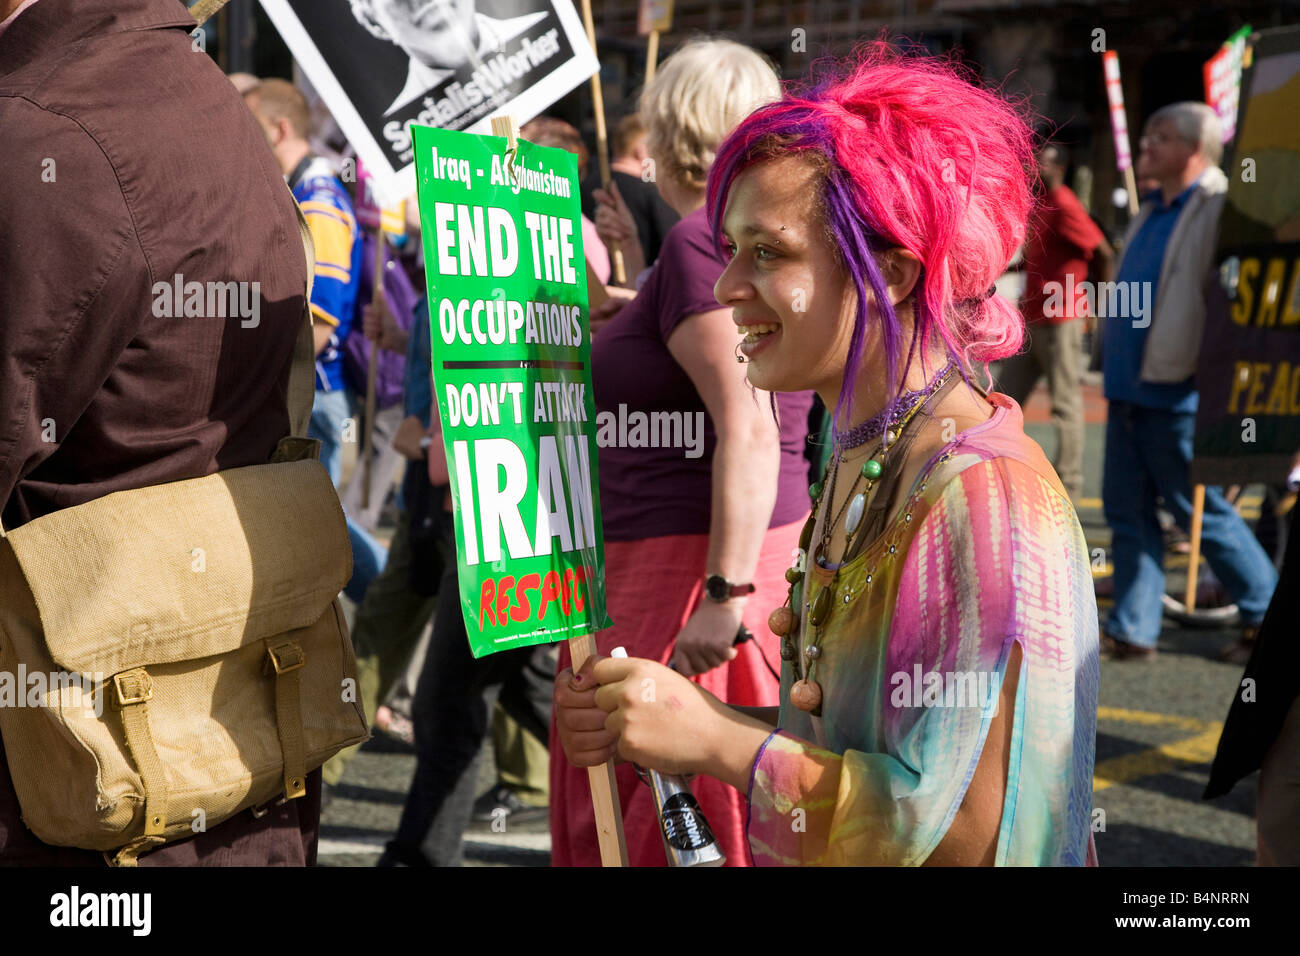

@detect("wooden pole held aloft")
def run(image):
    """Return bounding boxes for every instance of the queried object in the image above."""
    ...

[578,0,626,285]
[646,30,660,85]
[1122,166,1140,217]
[361,234,385,510]
[1184,483,1206,611]
[568,632,630,867]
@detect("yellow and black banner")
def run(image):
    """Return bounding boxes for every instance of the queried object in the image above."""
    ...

[1195,25,1300,486]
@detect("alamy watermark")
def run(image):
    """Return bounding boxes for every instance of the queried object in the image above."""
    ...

[0,667,105,718]
[444,382,705,459]
[50,886,151,936]
[151,273,261,328]
[1042,275,1152,327]
[889,665,1001,716]
[594,405,705,459]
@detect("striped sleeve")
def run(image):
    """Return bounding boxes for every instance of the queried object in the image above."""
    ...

[301,199,356,329]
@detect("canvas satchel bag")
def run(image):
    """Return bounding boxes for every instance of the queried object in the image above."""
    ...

[0,193,368,866]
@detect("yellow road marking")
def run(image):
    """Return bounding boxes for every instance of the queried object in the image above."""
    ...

[1097,706,1204,730]
[1093,706,1223,792]
[1075,496,1259,517]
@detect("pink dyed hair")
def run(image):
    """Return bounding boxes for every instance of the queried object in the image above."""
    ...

[707,41,1036,430]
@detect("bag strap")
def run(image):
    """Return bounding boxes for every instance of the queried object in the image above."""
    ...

[108,668,168,867]
[266,638,309,801]
[287,190,317,440]
[189,0,231,27]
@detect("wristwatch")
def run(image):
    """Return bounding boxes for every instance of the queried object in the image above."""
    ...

[704,575,756,602]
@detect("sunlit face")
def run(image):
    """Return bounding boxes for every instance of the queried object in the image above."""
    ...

[372,0,479,70]
[1136,118,1195,181]
[715,155,857,397]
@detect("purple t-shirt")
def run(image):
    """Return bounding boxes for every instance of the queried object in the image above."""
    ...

[591,208,814,542]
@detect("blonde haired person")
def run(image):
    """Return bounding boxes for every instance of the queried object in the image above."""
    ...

[596,37,783,284]
[550,39,815,866]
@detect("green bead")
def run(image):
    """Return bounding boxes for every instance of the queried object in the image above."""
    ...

[809,587,833,627]
[809,481,823,500]
[862,459,883,480]
[798,516,814,551]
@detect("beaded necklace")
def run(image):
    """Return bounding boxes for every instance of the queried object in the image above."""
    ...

[833,361,955,450]
[768,364,957,714]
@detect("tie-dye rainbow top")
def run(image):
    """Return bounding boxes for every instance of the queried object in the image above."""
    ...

[746,393,1099,866]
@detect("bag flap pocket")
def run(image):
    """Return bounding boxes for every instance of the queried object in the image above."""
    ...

[5,460,351,675]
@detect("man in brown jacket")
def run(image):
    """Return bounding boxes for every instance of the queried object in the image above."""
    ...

[0,0,320,864]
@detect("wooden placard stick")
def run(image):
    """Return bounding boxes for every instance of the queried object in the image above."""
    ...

[578,0,626,286]
[568,632,630,867]
[646,30,660,85]
[1184,483,1206,611]
[361,233,385,510]
[492,113,628,867]
[1122,166,1140,217]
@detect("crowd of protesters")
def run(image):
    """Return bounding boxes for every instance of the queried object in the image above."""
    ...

[0,0,1293,868]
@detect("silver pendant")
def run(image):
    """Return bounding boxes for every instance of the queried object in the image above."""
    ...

[845,492,866,535]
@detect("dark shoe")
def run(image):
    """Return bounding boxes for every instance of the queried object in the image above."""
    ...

[376,841,426,867]
[1101,634,1157,661]
[1217,626,1259,665]
[471,784,548,823]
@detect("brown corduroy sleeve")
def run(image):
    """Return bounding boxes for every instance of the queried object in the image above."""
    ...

[0,100,150,527]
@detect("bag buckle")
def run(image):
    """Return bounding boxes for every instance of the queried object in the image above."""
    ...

[266,641,306,675]
[112,669,153,708]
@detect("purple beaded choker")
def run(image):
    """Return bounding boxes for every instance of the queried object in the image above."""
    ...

[833,361,956,450]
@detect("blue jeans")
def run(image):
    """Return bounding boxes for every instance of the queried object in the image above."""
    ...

[309,388,387,603]
[1103,401,1278,647]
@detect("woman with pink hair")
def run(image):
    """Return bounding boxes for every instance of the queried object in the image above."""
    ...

[554,43,1100,866]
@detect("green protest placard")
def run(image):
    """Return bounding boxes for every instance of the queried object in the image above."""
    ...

[412,123,613,658]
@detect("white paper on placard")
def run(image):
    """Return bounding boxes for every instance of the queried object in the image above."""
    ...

[257,0,599,204]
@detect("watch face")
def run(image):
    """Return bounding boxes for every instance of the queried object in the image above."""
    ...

[705,576,728,600]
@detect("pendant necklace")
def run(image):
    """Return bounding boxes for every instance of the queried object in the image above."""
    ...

[770,362,956,714]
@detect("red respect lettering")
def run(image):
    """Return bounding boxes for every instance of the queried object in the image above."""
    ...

[478,566,592,630]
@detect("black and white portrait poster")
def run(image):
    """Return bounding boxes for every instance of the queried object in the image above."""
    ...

[258,0,599,201]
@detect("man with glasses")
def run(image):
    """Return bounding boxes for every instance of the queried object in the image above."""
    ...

[1100,102,1277,662]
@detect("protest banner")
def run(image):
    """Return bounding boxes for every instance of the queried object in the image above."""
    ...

[1194,26,1300,491]
[257,0,599,203]
[1101,50,1139,215]
[413,117,625,864]
[412,121,613,654]
[1204,25,1252,144]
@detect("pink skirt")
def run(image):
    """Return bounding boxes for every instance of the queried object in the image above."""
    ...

[549,518,805,867]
